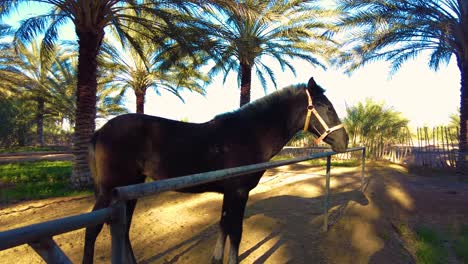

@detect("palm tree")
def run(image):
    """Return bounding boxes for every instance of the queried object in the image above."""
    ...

[449,108,461,128]
[0,41,56,146]
[1,0,245,188]
[201,0,338,106]
[344,99,409,158]
[337,0,468,174]
[100,40,208,114]
[0,41,127,145]
[46,46,128,125]
[0,43,25,97]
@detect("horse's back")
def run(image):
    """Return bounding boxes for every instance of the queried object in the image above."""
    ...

[90,114,199,191]
[90,113,264,194]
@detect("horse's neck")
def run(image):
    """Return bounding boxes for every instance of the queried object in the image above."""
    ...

[242,90,306,160]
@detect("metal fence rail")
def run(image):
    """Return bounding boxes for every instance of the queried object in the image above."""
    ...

[0,207,114,263]
[0,147,366,263]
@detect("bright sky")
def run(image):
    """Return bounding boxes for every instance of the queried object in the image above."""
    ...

[4,3,461,129]
[130,55,460,129]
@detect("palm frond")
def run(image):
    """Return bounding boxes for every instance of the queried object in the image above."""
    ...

[337,0,464,73]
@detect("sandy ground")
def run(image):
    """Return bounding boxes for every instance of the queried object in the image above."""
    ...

[1,162,468,264]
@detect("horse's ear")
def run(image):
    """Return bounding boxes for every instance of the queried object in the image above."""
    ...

[307,77,317,89]
[307,77,319,95]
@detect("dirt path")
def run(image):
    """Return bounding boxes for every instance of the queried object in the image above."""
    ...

[1,163,467,263]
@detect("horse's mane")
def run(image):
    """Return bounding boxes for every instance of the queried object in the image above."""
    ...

[214,83,326,121]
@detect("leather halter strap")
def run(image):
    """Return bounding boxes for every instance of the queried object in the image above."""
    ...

[303,89,345,145]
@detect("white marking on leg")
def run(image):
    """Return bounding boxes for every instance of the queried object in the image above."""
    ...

[212,232,226,262]
[228,237,239,264]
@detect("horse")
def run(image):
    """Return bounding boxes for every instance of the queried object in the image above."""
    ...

[82,77,349,264]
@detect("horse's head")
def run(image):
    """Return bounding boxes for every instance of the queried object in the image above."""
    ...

[304,77,349,152]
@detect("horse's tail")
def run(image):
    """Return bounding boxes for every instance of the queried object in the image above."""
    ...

[88,132,99,197]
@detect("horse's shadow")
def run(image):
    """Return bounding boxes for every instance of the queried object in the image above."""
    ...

[139,189,368,264]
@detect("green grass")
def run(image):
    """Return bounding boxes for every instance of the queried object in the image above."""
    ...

[0,145,69,154]
[414,226,448,264]
[0,161,91,202]
[395,223,468,264]
[453,226,468,263]
[305,159,360,167]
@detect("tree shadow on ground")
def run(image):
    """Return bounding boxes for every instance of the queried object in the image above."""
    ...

[326,164,468,264]
[240,190,369,263]
[138,188,369,264]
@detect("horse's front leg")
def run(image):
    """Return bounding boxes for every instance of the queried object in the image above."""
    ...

[212,224,227,264]
[212,188,250,264]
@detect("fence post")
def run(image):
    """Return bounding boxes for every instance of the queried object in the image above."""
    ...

[322,155,331,232]
[110,201,127,264]
[29,237,72,264]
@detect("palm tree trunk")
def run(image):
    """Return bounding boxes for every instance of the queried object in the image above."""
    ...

[135,89,146,114]
[458,58,468,176]
[239,62,252,107]
[70,30,103,188]
[36,97,44,146]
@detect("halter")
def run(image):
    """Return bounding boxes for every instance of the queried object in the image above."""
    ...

[303,89,345,145]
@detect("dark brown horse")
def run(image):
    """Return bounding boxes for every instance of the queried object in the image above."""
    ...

[83,77,348,264]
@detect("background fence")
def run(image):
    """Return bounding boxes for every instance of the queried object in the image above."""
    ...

[381,126,459,169]
[286,126,460,169]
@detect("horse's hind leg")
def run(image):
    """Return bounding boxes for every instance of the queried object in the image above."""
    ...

[124,199,138,264]
[83,192,112,264]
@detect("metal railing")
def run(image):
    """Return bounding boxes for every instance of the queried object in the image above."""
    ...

[0,147,366,263]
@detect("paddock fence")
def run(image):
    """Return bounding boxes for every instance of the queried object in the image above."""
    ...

[278,146,361,160]
[0,147,366,264]
[375,126,459,168]
[287,126,460,169]
[410,126,459,168]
